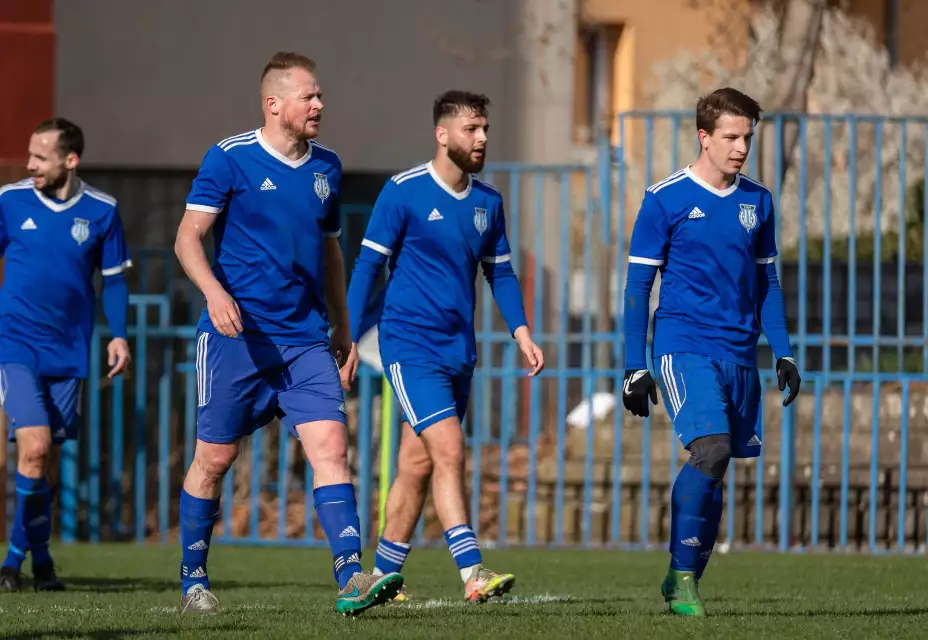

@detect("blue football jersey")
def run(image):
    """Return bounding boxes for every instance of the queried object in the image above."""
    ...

[0,178,132,377]
[628,167,778,366]
[186,129,342,347]
[361,162,514,372]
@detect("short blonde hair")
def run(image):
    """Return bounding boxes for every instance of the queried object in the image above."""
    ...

[260,51,316,88]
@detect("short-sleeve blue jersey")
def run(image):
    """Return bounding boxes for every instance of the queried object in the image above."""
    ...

[628,167,778,366]
[186,129,342,348]
[0,178,132,377]
[357,162,521,372]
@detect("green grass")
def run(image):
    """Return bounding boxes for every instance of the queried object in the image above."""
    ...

[0,544,926,638]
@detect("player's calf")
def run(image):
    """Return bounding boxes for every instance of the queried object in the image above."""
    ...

[374,422,432,591]
[179,440,237,604]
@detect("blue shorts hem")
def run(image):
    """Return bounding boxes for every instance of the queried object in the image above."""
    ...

[409,406,459,435]
[283,413,347,433]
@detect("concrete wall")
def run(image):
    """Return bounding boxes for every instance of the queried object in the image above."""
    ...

[54,0,529,171]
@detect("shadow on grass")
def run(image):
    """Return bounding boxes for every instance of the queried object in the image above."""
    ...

[64,576,332,593]
[9,621,260,639]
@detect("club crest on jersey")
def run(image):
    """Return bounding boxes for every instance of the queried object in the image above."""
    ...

[739,204,757,232]
[71,217,90,245]
[474,207,488,235]
[314,173,330,201]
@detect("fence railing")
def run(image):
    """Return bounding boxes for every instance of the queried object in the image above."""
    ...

[3,112,928,554]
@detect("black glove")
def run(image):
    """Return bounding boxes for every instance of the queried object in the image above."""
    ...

[622,369,658,417]
[776,357,801,406]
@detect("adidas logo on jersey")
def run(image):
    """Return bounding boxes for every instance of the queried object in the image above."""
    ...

[187,539,209,551]
[746,434,762,447]
[681,537,702,547]
[428,208,443,221]
[688,207,705,219]
[260,178,276,191]
[340,526,359,538]
[20,218,37,230]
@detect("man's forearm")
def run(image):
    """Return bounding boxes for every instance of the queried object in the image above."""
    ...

[324,238,349,327]
[175,232,225,298]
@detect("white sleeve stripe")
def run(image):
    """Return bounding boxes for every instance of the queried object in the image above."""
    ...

[361,239,392,256]
[325,230,342,238]
[480,254,511,264]
[101,259,133,276]
[628,256,664,266]
[186,203,222,213]
[756,256,777,264]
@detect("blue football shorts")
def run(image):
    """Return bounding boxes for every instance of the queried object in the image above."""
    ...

[0,362,83,443]
[653,352,763,458]
[195,331,347,444]
[384,361,472,435]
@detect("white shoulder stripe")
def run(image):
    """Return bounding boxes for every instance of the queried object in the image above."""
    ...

[646,169,685,193]
[0,180,35,198]
[739,174,771,193]
[85,189,117,206]
[394,168,428,185]
[648,174,687,194]
[222,138,259,152]
[391,164,429,182]
[473,177,500,194]
[310,140,341,163]
[219,131,257,148]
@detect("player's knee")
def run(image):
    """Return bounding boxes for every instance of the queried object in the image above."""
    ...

[195,444,239,480]
[687,434,732,479]
[18,437,52,474]
[398,450,433,484]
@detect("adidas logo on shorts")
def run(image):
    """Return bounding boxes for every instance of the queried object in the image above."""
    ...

[746,435,762,447]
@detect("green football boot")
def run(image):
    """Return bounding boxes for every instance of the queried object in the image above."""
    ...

[660,569,707,617]
[336,571,404,616]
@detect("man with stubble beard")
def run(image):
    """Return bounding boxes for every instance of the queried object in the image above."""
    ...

[342,91,544,603]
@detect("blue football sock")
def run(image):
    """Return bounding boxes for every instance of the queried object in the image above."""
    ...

[314,483,362,590]
[444,524,482,573]
[179,489,220,594]
[695,481,724,581]
[374,537,410,575]
[669,463,718,572]
[3,473,47,571]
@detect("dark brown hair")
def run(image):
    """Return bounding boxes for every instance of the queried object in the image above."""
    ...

[696,87,762,134]
[433,90,491,126]
[34,118,84,157]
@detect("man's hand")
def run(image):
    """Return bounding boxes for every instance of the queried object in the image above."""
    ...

[206,286,243,338]
[107,338,131,378]
[340,342,360,391]
[330,323,352,368]
[622,369,658,417]
[514,326,544,377]
[776,357,801,406]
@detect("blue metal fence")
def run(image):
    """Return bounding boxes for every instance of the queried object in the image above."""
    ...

[5,111,928,554]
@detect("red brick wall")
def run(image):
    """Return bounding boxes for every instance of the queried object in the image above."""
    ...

[0,0,54,167]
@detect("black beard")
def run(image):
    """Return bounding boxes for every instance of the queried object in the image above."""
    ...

[448,145,485,174]
[36,170,68,195]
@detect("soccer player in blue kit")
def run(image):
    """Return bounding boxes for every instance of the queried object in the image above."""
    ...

[621,88,801,616]
[342,91,544,602]
[0,119,132,592]
[173,52,403,616]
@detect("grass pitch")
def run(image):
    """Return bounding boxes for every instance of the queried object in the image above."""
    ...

[0,543,925,638]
